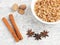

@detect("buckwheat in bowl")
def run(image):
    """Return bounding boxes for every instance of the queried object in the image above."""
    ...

[31,0,60,24]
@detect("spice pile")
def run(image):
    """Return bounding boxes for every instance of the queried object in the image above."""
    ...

[12,3,26,15]
[26,29,49,40]
[2,14,23,42]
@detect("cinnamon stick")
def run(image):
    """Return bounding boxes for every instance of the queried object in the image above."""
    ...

[2,17,19,42]
[9,14,23,40]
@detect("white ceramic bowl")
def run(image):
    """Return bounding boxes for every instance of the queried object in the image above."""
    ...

[31,0,60,24]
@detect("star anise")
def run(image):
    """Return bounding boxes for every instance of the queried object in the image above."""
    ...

[33,33,41,40]
[26,29,35,37]
[40,30,49,38]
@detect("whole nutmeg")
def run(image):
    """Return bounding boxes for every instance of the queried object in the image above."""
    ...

[19,4,26,10]
[12,3,18,11]
[18,9,25,15]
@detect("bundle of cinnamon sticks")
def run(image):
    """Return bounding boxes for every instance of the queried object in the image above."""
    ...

[2,14,23,42]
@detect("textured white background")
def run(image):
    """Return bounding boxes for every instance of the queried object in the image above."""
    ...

[0,0,60,45]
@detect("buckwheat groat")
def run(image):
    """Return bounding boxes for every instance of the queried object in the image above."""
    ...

[34,0,60,22]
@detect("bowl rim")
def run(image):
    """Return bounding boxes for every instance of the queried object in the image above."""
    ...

[31,0,60,24]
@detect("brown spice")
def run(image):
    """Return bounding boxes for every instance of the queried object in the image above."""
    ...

[33,33,41,40]
[12,3,18,11]
[9,14,23,40]
[18,9,25,15]
[11,4,26,15]
[19,4,26,10]
[26,29,35,37]
[40,30,49,38]
[2,17,19,42]
[26,29,49,40]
